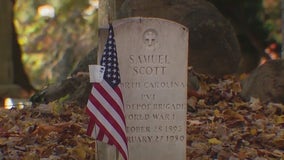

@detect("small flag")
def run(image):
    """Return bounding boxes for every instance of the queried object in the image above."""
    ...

[86,24,128,160]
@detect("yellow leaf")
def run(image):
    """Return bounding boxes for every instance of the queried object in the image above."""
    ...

[73,145,87,160]
[51,102,65,115]
[214,109,221,118]
[208,138,222,145]
[250,128,257,136]
[275,115,284,124]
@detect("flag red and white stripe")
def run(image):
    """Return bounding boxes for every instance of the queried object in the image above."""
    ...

[86,24,128,160]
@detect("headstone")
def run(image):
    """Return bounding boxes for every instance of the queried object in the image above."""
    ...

[99,17,188,160]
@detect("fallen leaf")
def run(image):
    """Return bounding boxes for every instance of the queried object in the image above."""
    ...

[249,97,263,111]
[214,109,222,118]
[187,96,197,107]
[188,120,203,126]
[223,109,246,127]
[273,138,284,149]
[208,138,222,145]
[274,115,284,124]
[250,128,257,136]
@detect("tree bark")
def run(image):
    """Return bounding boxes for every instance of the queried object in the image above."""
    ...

[282,0,284,59]
[12,18,34,92]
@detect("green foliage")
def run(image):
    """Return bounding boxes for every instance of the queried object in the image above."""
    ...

[262,0,281,42]
[14,0,282,88]
[14,0,98,89]
[209,0,281,56]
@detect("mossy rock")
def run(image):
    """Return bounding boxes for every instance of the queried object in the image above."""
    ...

[241,60,284,103]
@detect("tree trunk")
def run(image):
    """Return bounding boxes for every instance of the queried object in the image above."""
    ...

[11,0,34,92]
[0,0,33,102]
[12,15,34,92]
[282,0,284,59]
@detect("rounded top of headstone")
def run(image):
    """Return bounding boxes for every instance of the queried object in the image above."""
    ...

[110,17,188,32]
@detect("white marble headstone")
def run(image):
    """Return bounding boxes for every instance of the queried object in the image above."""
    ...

[100,17,188,160]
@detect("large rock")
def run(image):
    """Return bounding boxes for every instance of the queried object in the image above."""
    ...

[241,60,284,103]
[118,0,241,76]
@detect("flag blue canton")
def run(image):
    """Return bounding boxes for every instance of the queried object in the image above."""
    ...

[100,25,121,87]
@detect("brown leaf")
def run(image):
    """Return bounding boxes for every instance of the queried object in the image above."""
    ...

[31,122,72,136]
[223,109,245,127]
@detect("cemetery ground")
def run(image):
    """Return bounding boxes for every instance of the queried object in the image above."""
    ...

[1,72,284,160]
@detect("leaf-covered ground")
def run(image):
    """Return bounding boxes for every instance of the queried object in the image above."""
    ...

[187,74,284,160]
[1,74,284,160]
[0,104,96,160]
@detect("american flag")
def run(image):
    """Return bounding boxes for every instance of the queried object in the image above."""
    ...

[86,24,128,160]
